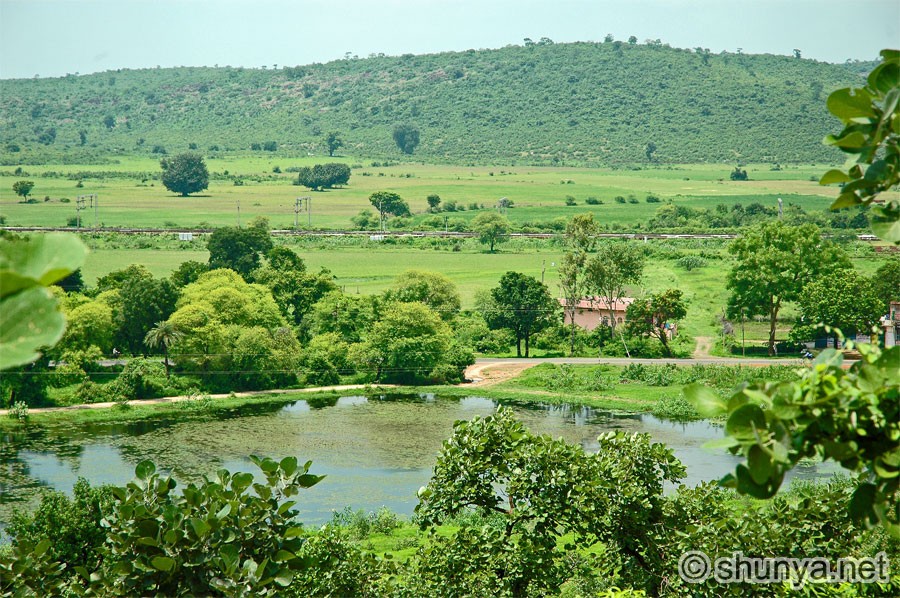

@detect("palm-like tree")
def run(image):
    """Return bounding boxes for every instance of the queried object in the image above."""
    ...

[144,321,183,378]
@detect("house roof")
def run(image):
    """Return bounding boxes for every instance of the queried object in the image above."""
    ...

[558,296,635,311]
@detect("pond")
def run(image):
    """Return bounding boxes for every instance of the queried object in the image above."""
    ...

[0,394,838,530]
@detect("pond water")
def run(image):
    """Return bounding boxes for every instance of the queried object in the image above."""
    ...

[0,394,838,529]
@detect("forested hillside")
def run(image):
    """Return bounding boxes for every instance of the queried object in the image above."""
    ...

[0,41,872,166]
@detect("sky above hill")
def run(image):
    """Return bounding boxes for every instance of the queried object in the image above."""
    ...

[1,0,898,79]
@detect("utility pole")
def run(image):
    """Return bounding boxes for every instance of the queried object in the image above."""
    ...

[75,196,86,228]
[294,197,304,229]
[741,307,746,357]
[541,259,546,284]
[237,200,241,227]
[77,194,97,228]
[777,197,783,220]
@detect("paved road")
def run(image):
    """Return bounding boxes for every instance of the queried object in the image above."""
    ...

[474,356,817,367]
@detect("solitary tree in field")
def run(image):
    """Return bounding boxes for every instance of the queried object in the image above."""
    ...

[12,180,34,201]
[471,211,510,252]
[426,194,442,212]
[392,124,420,155]
[160,153,209,197]
[144,321,183,378]
[369,191,410,228]
[323,132,343,157]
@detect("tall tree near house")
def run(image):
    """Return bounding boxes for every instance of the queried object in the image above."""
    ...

[559,213,599,355]
[485,272,557,357]
[726,221,850,356]
[796,270,883,346]
[625,289,687,357]
[584,242,644,335]
[144,321,183,378]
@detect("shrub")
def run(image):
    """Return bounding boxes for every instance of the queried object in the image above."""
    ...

[675,255,708,271]
[614,196,626,204]
[585,197,602,205]
[565,195,577,206]
[645,194,661,203]
[651,394,701,421]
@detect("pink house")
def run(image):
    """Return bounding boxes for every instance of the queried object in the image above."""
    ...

[558,296,635,331]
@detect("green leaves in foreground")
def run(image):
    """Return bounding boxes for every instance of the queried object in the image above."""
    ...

[687,339,900,537]
[0,233,87,369]
[820,49,900,244]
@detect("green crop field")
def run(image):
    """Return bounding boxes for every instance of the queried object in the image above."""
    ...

[0,159,850,230]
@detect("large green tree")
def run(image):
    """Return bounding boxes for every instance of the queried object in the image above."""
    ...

[871,258,900,310]
[160,152,209,197]
[295,163,351,191]
[384,270,461,321]
[207,226,274,278]
[795,269,883,345]
[470,211,510,252]
[351,301,451,383]
[252,249,337,330]
[484,271,557,357]
[625,289,687,357]
[726,221,850,355]
[119,276,179,355]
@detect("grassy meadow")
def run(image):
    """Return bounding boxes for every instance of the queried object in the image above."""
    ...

[0,157,849,230]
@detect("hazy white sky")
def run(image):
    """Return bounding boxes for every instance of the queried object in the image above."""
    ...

[1,0,898,79]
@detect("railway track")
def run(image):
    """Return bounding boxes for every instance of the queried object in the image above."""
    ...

[0,226,883,242]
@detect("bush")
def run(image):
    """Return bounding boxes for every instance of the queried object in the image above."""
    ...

[645,194,661,203]
[111,357,168,400]
[651,394,701,421]
[675,255,708,271]
[585,197,602,205]
[565,195,577,206]
[614,196,626,204]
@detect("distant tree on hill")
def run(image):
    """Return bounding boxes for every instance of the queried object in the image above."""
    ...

[160,153,209,196]
[393,124,420,154]
[78,130,87,146]
[12,180,34,200]
[628,36,638,45]
[324,132,344,157]
[645,141,657,162]
[103,115,115,130]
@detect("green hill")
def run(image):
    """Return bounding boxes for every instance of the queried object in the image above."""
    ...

[0,41,872,166]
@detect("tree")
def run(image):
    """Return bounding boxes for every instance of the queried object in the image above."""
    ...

[795,269,883,345]
[730,166,749,180]
[686,341,900,537]
[352,302,451,383]
[323,131,343,157]
[584,242,644,333]
[170,260,208,287]
[625,289,687,357]
[252,251,337,329]
[12,180,34,200]
[384,270,461,321]
[819,49,900,244]
[53,268,84,292]
[871,258,900,310]
[59,299,114,354]
[368,191,410,228]
[392,123,420,154]
[644,141,657,162]
[103,115,115,130]
[726,221,850,355]
[426,193,442,212]
[414,408,685,595]
[470,211,510,252]
[560,213,599,355]
[144,321,183,378]
[296,162,351,191]
[119,277,179,355]
[207,226,274,278]
[308,290,376,343]
[160,152,209,196]
[485,272,557,357]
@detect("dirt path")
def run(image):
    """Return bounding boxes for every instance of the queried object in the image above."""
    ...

[693,336,714,359]
[462,361,538,387]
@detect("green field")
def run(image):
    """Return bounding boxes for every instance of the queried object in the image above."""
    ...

[0,159,854,230]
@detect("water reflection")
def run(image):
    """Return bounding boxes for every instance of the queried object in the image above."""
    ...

[1,394,839,527]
